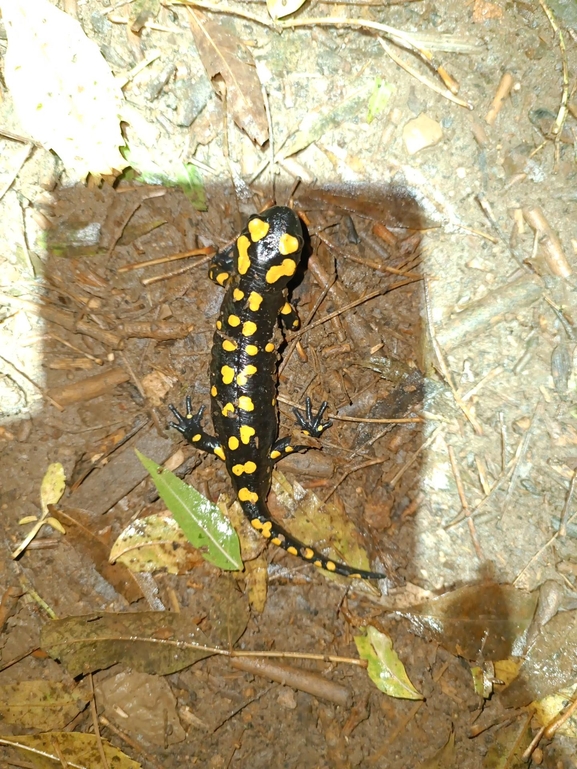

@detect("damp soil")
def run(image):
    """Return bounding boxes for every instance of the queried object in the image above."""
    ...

[1,0,577,767]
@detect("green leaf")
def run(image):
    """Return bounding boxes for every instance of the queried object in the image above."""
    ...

[136,450,242,571]
[367,77,394,124]
[355,626,423,699]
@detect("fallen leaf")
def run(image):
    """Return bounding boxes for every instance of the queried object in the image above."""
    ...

[0,681,89,730]
[354,626,422,699]
[1,732,140,769]
[137,450,243,571]
[110,512,203,575]
[41,611,215,676]
[189,12,268,146]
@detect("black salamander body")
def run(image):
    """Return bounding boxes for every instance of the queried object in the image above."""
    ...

[170,206,386,580]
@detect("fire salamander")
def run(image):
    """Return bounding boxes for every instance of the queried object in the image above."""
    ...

[169,205,386,580]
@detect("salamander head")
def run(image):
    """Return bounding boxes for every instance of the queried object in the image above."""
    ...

[235,206,304,288]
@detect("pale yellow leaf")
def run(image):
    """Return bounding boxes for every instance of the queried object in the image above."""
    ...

[40,463,66,514]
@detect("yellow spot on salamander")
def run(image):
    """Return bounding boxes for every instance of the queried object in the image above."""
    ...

[270,449,281,459]
[222,402,235,416]
[325,561,337,572]
[239,488,258,503]
[192,434,201,442]
[251,518,263,530]
[279,232,300,255]
[232,461,257,476]
[214,446,226,461]
[302,547,315,559]
[216,272,229,286]
[238,396,254,411]
[313,560,323,568]
[349,573,362,579]
[265,259,297,284]
[261,521,273,538]
[216,320,222,330]
[237,235,251,275]
[233,288,245,301]
[287,546,298,556]
[246,344,259,356]
[211,386,217,397]
[248,218,270,241]
[285,446,294,453]
[271,398,276,406]
[228,314,241,327]
[228,436,239,450]
[248,291,263,311]
[221,365,235,385]
[265,342,275,353]
[242,320,257,337]
[222,339,237,352]
[237,364,257,386]
[280,302,292,315]
[271,536,283,546]
[240,425,255,444]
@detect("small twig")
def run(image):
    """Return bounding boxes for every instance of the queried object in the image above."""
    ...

[0,353,64,412]
[89,674,110,769]
[291,278,421,342]
[447,444,484,560]
[99,716,164,769]
[141,254,213,285]
[538,0,569,144]
[500,398,542,518]
[559,468,577,537]
[378,38,472,108]
[387,424,446,489]
[485,72,514,125]
[118,246,214,273]
[422,279,483,435]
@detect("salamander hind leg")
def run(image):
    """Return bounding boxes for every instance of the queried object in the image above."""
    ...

[168,398,226,460]
[208,243,235,287]
[270,398,333,461]
[293,397,333,438]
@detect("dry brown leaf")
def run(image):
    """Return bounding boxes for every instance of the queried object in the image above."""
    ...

[188,12,268,146]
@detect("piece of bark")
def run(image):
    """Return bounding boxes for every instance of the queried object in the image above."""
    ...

[48,366,130,406]
[68,425,174,516]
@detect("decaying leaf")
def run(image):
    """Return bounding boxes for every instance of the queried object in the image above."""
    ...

[110,512,203,575]
[417,730,455,768]
[499,609,577,708]
[41,612,215,677]
[482,717,532,768]
[1,0,127,181]
[396,584,537,661]
[272,470,378,582]
[0,681,89,731]
[189,12,268,146]
[354,626,422,699]
[1,732,140,769]
[207,575,250,647]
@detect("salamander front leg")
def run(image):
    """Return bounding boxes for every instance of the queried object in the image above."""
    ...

[208,243,235,287]
[169,398,226,460]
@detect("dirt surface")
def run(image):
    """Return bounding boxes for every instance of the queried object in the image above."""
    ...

[1,0,577,767]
